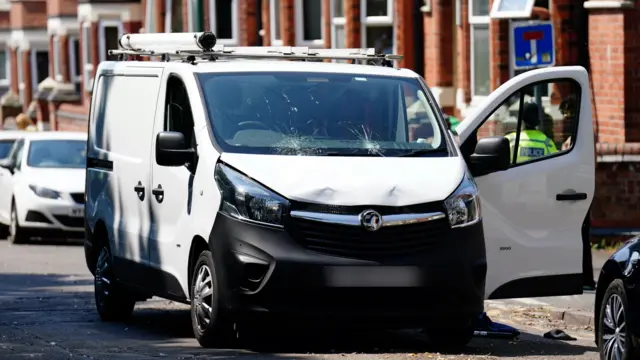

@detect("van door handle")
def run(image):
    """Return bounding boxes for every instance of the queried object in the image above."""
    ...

[152,185,164,203]
[556,192,587,201]
[134,181,145,201]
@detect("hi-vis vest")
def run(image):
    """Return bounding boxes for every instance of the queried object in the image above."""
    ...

[505,130,558,163]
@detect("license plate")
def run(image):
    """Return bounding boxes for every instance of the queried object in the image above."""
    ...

[323,266,423,287]
[69,208,84,217]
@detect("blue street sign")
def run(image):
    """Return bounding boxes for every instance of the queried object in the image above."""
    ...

[511,21,555,70]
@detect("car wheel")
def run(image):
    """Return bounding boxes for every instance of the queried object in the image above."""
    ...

[598,279,637,360]
[94,245,135,322]
[191,250,236,348]
[422,317,475,350]
[8,203,27,245]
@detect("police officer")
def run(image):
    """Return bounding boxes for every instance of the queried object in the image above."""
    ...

[505,102,557,162]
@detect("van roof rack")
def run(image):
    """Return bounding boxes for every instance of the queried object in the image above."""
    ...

[111,31,403,66]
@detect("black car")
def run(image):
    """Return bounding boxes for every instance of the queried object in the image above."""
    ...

[595,236,640,360]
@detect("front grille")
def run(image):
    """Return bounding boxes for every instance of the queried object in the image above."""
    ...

[287,201,451,259]
[70,193,85,204]
[53,215,84,228]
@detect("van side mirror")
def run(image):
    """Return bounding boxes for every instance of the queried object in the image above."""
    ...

[469,136,511,177]
[0,158,15,174]
[155,131,195,167]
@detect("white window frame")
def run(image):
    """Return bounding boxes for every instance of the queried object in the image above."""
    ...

[0,47,9,87]
[98,20,124,62]
[145,0,156,33]
[209,0,239,45]
[330,0,345,48]
[490,0,535,19]
[68,36,81,87]
[360,0,394,52]
[295,0,323,47]
[81,22,93,92]
[469,0,490,99]
[52,35,62,82]
[270,0,283,45]
[17,50,24,104]
[30,46,50,95]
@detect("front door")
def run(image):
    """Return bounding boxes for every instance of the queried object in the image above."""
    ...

[148,73,198,300]
[456,66,595,299]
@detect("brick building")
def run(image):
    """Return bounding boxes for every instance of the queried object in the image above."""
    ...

[0,0,638,236]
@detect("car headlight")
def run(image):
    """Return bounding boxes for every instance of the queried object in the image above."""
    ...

[29,185,62,200]
[444,173,481,228]
[214,163,289,227]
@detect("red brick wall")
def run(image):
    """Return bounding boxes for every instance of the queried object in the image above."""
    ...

[261,0,271,46]
[394,0,414,70]
[322,0,331,49]
[592,162,640,229]
[344,0,360,48]
[0,11,11,30]
[47,0,77,17]
[10,1,47,29]
[455,0,471,113]
[488,0,509,91]
[281,0,295,46]
[424,0,453,89]
[240,0,258,46]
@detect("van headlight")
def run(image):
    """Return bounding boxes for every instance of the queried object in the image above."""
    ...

[214,163,289,227]
[29,185,62,200]
[444,174,481,228]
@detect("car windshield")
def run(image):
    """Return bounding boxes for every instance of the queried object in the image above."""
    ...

[197,72,450,157]
[27,140,87,168]
[0,140,15,159]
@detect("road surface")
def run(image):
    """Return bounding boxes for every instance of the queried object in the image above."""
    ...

[0,240,600,360]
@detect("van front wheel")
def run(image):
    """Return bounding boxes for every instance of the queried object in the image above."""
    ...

[191,250,236,348]
[94,246,136,321]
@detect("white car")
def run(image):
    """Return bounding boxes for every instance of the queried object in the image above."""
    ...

[84,32,595,349]
[0,131,87,244]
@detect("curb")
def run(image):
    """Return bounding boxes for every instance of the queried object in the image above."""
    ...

[550,308,595,327]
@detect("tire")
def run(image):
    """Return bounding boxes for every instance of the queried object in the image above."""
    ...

[0,223,8,240]
[190,250,237,348]
[598,279,638,360]
[422,317,475,351]
[94,245,136,322]
[8,203,28,245]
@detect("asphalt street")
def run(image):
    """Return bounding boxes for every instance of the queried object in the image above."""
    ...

[0,240,600,360]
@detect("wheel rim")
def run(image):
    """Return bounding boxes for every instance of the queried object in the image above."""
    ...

[95,248,112,308]
[602,293,627,360]
[194,264,214,331]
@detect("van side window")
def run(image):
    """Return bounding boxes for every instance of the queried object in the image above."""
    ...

[164,75,196,149]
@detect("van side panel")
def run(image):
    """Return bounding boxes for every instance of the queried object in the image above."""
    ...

[86,66,164,283]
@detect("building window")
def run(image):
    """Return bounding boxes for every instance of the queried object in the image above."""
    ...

[146,0,157,33]
[330,0,345,48]
[99,20,123,62]
[166,0,184,32]
[209,0,238,44]
[0,49,8,87]
[53,36,61,81]
[81,22,93,92]
[270,0,282,45]
[31,50,49,92]
[68,37,81,93]
[17,51,24,103]
[187,0,205,32]
[469,0,490,97]
[490,0,535,19]
[295,0,322,46]
[361,0,393,52]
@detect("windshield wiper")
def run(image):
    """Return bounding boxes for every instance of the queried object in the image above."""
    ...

[323,152,383,157]
[397,148,448,157]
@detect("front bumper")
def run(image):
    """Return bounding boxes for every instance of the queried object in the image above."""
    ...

[210,213,487,329]
[17,197,85,238]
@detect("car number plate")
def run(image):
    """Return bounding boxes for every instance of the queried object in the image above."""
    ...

[323,266,423,287]
[69,208,84,217]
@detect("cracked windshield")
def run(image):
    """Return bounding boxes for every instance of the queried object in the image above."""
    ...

[198,72,450,157]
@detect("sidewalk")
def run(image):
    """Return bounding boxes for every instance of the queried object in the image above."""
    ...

[485,249,613,327]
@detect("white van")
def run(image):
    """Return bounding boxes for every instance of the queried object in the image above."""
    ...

[84,32,595,348]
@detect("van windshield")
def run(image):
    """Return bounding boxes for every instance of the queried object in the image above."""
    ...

[197,72,450,157]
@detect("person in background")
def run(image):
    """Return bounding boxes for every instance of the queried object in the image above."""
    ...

[16,113,37,132]
[505,102,557,163]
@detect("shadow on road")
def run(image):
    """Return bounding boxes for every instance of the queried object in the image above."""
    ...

[0,237,84,246]
[0,273,597,358]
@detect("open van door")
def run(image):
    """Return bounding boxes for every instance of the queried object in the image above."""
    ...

[456,66,595,299]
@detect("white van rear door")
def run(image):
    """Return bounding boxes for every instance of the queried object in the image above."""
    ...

[457,66,595,299]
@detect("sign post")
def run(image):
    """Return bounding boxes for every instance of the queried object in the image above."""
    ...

[510,20,555,133]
